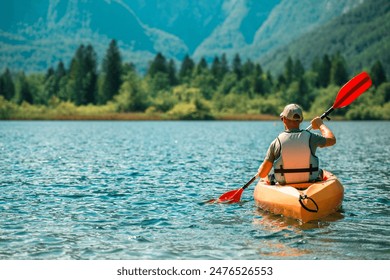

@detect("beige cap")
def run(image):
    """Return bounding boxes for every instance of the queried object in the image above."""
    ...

[280,104,303,121]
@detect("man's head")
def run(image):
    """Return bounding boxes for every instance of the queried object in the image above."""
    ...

[280,104,303,122]
[280,104,303,129]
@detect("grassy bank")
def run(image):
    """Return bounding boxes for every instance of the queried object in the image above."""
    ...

[0,98,282,121]
[2,84,389,121]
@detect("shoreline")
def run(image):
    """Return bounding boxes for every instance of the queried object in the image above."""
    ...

[2,113,282,121]
[0,113,365,121]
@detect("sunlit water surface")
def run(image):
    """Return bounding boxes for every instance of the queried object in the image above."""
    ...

[0,121,389,259]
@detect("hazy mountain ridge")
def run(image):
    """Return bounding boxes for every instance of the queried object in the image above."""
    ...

[248,0,364,59]
[0,0,380,74]
[260,0,390,75]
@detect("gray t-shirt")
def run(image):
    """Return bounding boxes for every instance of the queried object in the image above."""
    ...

[264,129,327,163]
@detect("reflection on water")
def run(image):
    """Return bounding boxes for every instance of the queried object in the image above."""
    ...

[253,207,345,230]
[252,208,346,259]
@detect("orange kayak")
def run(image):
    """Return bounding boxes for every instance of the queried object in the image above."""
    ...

[253,170,344,223]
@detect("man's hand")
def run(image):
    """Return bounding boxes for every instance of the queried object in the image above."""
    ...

[311,116,324,130]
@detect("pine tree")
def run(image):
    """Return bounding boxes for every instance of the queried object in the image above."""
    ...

[284,56,294,85]
[148,52,167,77]
[83,44,98,104]
[242,59,255,77]
[195,57,208,75]
[370,60,387,87]
[297,78,309,109]
[17,72,33,104]
[318,54,331,87]
[211,54,229,82]
[55,61,67,78]
[147,53,171,93]
[101,39,122,104]
[232,53,242,80]
[167,59,177,86]
[44,67,56,99]
[68,44,98,105]
[220,54,229,79]
[276,74,286,90]
[179,54,195,82]
[0,68,15,100]
[211,56,221,80]
[264,71,274,93]
[293,59,305,80]
[54,61,67,97]
[45,67,55,80]
[55,61,68,101]
[68,45,85,104]
[252,64,264,95]
[330,53,348,86]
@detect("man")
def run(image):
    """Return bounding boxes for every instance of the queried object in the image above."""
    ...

[257,104,336,185]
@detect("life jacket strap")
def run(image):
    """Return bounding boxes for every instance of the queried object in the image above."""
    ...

[274,164,319,175]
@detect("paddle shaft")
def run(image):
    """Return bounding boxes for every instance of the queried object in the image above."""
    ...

[242,175,258,190]
[306,107,334,130]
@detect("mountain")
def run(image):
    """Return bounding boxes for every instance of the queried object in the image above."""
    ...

[248,0,363,58]
[0,0,189,72]
[0,0,383,75]
[125,0,226,54]
[260,0,390,76]
[192,0,280,59]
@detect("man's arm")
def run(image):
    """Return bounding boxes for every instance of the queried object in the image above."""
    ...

[311,117,336,147]
[257,160,273,179]
[257,139,278,179]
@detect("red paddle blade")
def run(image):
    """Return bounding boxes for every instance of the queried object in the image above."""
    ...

[217,188,244,203]
[333,71,372,109]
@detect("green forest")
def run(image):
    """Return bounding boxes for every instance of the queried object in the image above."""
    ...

[0,39,389,120]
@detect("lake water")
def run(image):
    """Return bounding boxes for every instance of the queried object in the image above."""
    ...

[0,120,389,260]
